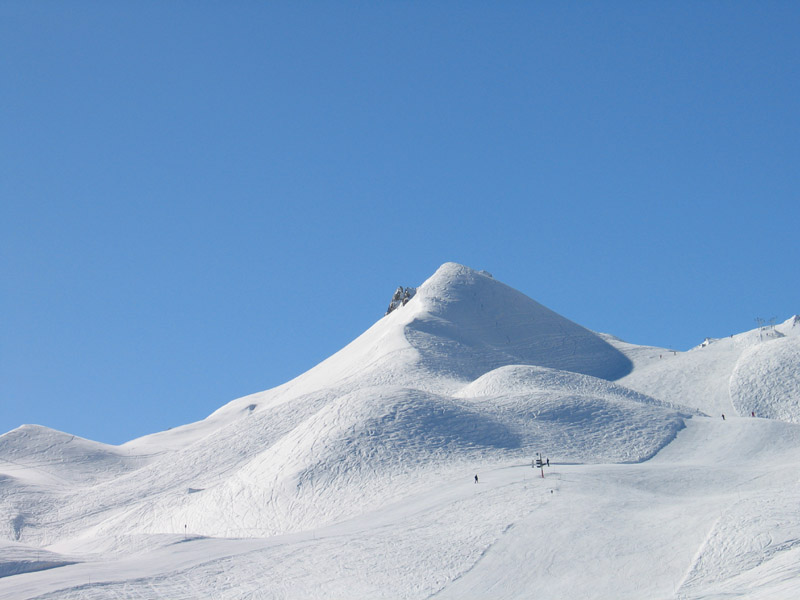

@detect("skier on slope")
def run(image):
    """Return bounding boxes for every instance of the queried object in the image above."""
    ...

[474,474,479,484]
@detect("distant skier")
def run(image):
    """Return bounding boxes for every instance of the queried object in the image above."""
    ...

[546,458,550,467]
[474,474,479,484]
[751,411,755,417]
[722,414,726,420]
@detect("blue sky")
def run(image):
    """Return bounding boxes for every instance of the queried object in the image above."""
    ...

[2,2,798,445]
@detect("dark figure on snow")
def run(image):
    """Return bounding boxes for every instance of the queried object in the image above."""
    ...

[546,458,550,467]
[722,414,725,420]
[752,411,755,417]
[474,474,479,484]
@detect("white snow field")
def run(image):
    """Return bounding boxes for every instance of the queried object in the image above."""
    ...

[1,263,798,599]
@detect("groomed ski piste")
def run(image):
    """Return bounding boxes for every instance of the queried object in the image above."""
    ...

[1,263,799,599]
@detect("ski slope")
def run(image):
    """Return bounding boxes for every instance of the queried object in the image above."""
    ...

[1,263,798,599]
[615,314,800,421]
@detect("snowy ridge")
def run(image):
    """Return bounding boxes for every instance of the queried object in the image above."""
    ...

[0,425,151,487]
[456,364,671,406]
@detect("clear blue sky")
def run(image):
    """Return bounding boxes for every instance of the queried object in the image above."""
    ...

[2,2,798,445]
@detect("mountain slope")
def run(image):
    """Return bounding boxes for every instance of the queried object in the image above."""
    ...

[0,263,681,553]
[613,315,800,421]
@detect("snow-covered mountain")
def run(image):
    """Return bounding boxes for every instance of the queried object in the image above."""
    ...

[1,263,798,599]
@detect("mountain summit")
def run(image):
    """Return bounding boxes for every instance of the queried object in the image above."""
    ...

[236,263,632,407]
[400,263,633,382]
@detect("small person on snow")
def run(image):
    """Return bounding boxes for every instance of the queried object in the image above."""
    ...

[546,458,550,467]
[722,414,726,420]
[474,474,479,484]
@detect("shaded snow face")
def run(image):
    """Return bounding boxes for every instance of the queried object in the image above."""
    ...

[731,336,800,423]
[404,263,633,382]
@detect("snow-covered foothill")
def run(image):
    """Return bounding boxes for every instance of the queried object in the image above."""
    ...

[455,365,690,463]
[0,425,150,487]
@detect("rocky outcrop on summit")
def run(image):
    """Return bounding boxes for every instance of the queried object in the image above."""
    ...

[386,286,417,315]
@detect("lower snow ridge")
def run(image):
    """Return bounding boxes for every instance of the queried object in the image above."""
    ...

[90,366,689,541]
[0,541,77,579]
[0,425,151,487]
[455,365,690,464]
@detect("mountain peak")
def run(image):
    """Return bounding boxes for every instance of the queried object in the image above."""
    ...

[397,263,634,382]
[416,262,493,299]
[262,263,632,406]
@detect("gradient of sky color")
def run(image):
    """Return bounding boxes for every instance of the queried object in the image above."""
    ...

[2,2,798,444]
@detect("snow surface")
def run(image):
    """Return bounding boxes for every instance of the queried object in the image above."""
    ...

[1,263,798,599]
[614,315,800,421]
